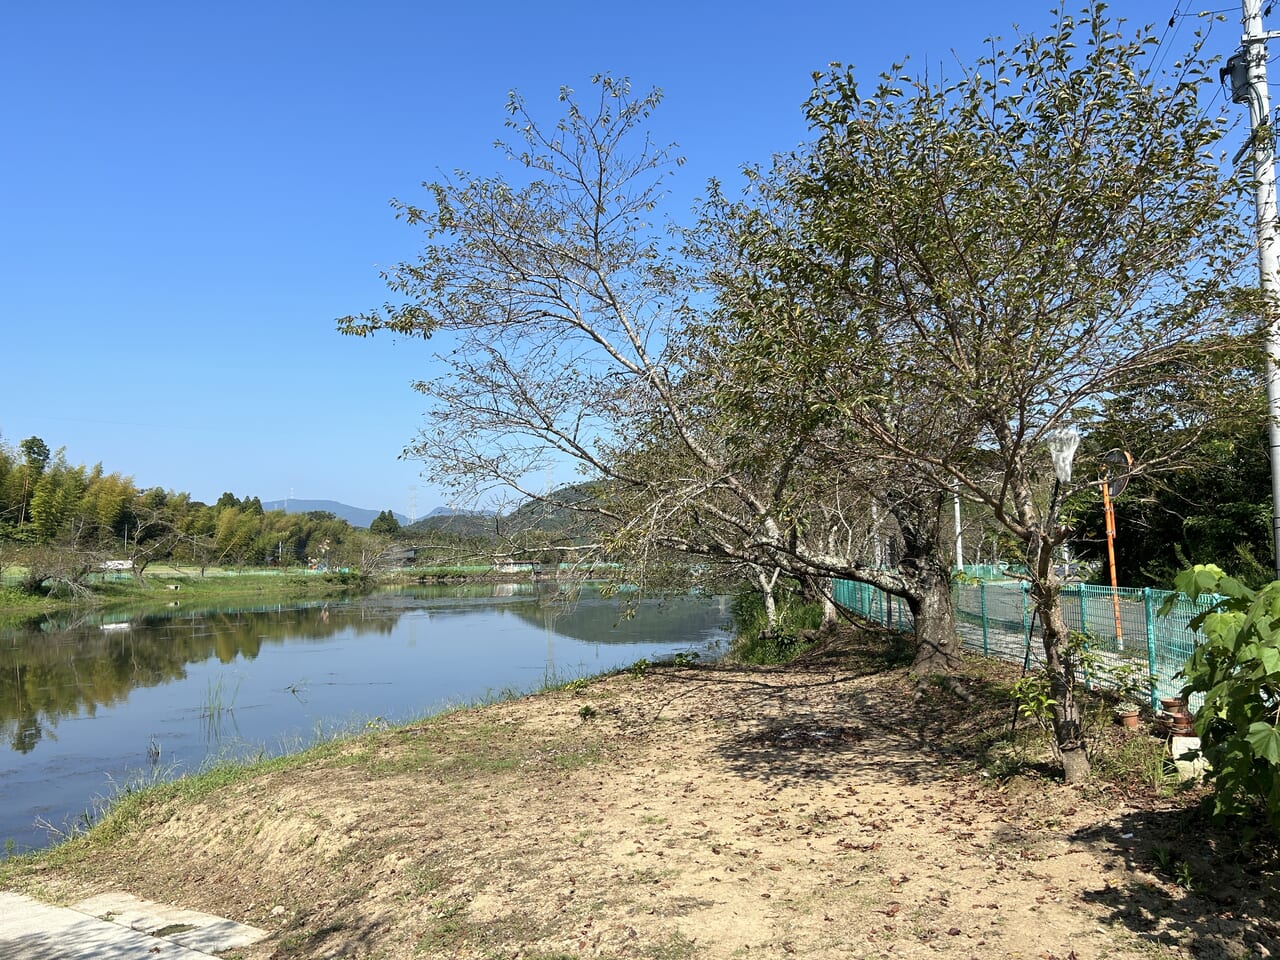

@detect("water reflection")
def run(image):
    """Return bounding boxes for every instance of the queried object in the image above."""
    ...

[0,585,729,854]
[0,585,562,754]
[2,602,335,755]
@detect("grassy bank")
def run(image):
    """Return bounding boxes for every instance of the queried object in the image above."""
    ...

[0,567,371,627]
[727,588,826,664]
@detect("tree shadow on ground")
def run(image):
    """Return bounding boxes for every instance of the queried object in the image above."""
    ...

[1063,804,1280,958]
[643,656,988,789]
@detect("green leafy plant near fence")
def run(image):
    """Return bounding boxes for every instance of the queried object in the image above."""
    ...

[1166,564,1280,833]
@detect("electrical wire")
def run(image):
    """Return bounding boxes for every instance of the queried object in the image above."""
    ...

[1144,5,1182,81]
[1147,5,1228,81]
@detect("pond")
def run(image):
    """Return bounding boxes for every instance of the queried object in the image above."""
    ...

[0,584,731,855]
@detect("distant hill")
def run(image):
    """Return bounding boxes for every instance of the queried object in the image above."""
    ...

[505,483,602,535]
[404,508,496,539]
[425,505,482,517]
[260,499,410,529]
[402,484,603,542]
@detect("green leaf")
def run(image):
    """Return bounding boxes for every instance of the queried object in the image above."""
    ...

[1192,566,1224,594]
[1246,722,1280,765]
[1259,644,1280,678]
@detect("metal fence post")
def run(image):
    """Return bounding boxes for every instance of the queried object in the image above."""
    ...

[980,580,989,655]
[1143,587,1159,710]
[1021,581,1031,664]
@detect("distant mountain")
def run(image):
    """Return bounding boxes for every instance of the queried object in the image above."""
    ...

[402,484,603,542]
[404,507,496,539]
[425,505,496,518]
[261,499,410,529]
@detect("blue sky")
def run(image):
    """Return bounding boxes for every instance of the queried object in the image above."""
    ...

[1,1,1236,518]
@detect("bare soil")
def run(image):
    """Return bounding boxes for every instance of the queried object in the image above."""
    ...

[4,627,1278,960]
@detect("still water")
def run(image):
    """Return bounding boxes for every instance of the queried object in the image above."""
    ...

[0,584,731,854]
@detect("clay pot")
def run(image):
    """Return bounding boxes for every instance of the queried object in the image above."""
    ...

[1156,710,1194,737]
[1117,711,1140,729]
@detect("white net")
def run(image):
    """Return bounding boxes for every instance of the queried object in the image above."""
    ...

[1045,427,1081,483]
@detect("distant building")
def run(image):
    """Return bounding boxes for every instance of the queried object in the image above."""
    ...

[494,556,538,574]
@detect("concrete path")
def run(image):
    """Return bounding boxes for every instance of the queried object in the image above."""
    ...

[0,891,267,959]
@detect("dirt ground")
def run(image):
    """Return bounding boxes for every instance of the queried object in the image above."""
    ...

[4,628,1278,960]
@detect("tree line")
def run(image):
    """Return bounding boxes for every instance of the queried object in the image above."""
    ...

[0,436,501,593]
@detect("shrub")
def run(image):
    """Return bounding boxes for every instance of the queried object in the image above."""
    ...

[1166,564,1280,833]
[730,584,825,665]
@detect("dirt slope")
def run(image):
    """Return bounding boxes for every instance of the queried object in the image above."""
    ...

[4,632,1276,959]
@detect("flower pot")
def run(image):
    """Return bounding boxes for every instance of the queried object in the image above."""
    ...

[1118,711,1140,729]
[1157,713,1195,737]
[1160,696,1187,713]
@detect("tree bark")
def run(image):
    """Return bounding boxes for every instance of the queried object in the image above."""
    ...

[892,490,962,673]
[907,570,963,673]
[1031,549,1090,782]
[753,566,781,632]
[819,578,839,627]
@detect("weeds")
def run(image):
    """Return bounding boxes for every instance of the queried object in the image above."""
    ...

[1089,729,1175,794]
[1009,674,1057,749]
[200,674,242,743]
[1151,845,1198,891]
[729,584,825,665]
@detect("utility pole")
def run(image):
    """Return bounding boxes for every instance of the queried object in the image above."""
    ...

[1227,0,1280,577]
[953,487,964,574]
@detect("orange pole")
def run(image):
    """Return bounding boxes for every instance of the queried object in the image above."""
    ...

[1102,480,1123,646]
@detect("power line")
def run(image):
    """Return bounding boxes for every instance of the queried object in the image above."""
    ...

[1144,5,1182,81]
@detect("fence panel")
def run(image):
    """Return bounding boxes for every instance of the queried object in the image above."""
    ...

[834,576,1221,707]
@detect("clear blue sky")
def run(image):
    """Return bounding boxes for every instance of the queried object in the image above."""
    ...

[0,1,1232,518]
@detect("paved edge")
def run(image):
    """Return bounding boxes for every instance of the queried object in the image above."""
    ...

[0,890,268,959]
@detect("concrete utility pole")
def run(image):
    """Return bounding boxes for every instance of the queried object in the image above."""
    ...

[952,485,964,574]
[1227,0,1280,578]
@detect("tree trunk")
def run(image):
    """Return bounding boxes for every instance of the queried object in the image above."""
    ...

[820,580,838,628]
[891,490,962,673]
[803,574,840,627]
[1032,568,1090,782]
[753,566,781,632]
[907,570,962,673]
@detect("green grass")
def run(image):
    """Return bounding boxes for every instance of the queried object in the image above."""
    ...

[0,567,367,619]
[411,565,496,577]
[729,587,826,665]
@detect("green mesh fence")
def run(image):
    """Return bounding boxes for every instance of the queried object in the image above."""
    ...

[834,577,1219,709]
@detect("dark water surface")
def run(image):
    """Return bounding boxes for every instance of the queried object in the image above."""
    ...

[0,584,730,854]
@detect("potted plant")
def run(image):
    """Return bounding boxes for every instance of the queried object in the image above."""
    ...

[1116,702,1142,728]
